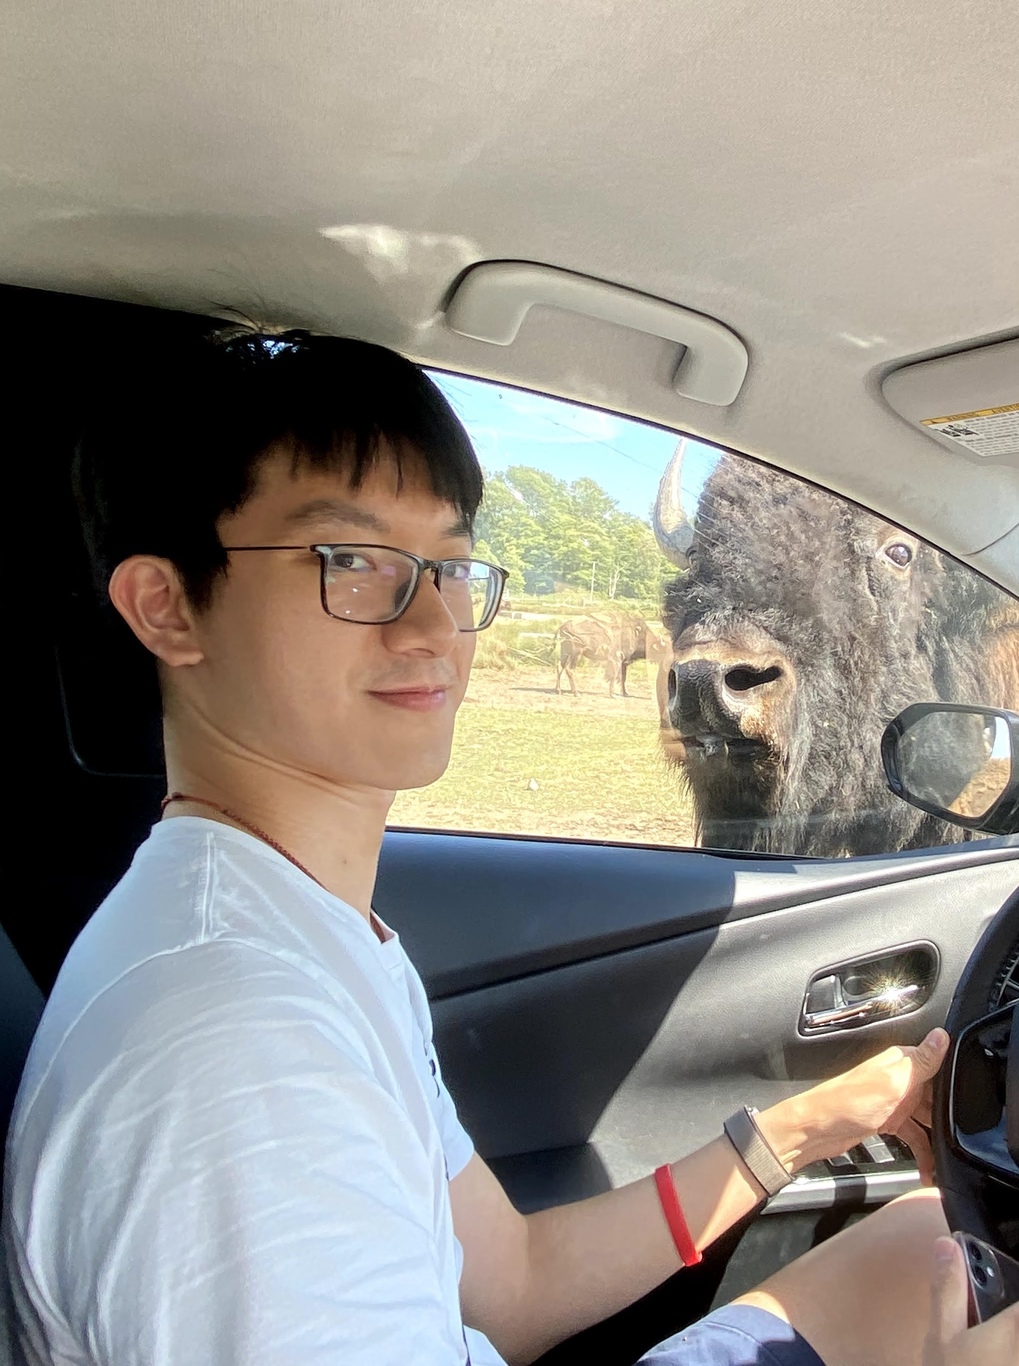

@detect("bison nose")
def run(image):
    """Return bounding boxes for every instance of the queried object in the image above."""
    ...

[668,657,787,735]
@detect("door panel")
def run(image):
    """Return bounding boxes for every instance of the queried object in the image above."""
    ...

[377,832,1016,996]
[375,830,1019,1206]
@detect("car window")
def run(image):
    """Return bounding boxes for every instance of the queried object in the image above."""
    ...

[388,374,1018,858]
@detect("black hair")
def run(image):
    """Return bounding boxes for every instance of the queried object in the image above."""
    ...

[73,328,483,608]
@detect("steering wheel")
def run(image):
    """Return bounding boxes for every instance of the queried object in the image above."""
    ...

[933,883,1019,1257]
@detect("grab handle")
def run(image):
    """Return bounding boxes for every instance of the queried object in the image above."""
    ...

[445,261,749,406]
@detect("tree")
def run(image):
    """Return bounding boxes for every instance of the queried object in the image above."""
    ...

[475,466,673,601]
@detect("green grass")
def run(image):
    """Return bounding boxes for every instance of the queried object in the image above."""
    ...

[389,702,694,846]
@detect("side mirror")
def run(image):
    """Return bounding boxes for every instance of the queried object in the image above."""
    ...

[882,703,1019,836]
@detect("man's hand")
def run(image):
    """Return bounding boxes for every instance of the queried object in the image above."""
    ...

[759,1027,950,1182]
[924,1236,1019,1365]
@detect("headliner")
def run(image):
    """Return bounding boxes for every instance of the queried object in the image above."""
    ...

[2,0,1017,588]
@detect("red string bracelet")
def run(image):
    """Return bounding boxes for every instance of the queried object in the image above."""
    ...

[654,1164,702,1267]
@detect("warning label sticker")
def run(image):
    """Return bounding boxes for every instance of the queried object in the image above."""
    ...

[920,403,1019,459]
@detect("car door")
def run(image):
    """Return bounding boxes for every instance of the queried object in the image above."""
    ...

[375,832,1016,1359]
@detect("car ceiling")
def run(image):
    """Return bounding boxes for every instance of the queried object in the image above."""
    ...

[3,0,1018,590]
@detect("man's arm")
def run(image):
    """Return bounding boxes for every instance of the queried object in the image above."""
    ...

[451,1029,948,1365]
[451,1130,766,1363]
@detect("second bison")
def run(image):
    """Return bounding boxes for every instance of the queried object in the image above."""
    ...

[555,613,666,698]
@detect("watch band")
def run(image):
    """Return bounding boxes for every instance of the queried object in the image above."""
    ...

[722,1106,792,1198]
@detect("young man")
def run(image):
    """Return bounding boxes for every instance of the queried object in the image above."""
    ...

[3,331,1014,1366]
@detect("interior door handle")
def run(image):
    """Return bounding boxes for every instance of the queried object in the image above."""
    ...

[800,944,938,1036]
[803,983,922,1032]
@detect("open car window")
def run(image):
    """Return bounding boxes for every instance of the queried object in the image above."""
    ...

[388,373,1018,858]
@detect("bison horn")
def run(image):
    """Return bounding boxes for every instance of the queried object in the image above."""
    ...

[653,439,696,566]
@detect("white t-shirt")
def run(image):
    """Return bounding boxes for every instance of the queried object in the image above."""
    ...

[3,818,506,1366]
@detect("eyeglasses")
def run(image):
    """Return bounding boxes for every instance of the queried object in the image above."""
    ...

[222,543,509,631]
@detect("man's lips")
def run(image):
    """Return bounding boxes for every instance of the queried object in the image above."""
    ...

[368,686,451,712]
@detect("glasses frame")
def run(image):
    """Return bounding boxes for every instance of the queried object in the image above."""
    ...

[223,543,509,631]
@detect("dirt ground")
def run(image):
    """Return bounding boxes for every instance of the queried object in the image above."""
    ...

[466,662,661,716]
[388,660,696,847]
[947,757,1012,819]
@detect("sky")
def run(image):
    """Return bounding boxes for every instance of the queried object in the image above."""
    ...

[429,371,720,526]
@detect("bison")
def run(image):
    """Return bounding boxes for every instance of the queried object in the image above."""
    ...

[653,440,1019,856]
[555,612,662,698]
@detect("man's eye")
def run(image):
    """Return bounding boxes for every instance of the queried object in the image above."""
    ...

[442,561,473,581]
[881,541,914,568]
[330,552,375,573]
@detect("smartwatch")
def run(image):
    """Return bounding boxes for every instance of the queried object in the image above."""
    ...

[723,1106,792,1198]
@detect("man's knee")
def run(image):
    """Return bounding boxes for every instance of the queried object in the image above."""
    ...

[867,1185,946,1236]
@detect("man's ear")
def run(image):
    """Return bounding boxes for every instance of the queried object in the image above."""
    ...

[108,556,205,668]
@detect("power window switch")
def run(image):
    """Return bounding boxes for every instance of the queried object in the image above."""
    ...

[859,1135,897,1165]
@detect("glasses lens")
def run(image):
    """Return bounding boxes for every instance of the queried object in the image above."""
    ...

[321,548,504,628]
[439,560,502,630]
[323,547,415,622]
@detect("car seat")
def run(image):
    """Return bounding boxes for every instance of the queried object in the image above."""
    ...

[0,926,43,1150]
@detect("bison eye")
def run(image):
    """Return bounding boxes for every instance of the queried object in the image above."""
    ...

[882,541,914,569]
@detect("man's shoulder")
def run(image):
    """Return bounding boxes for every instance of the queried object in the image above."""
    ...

[67,817,381,995]
[11,822,403,1142]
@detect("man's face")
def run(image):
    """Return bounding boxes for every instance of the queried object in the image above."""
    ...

[171,447,478,794]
